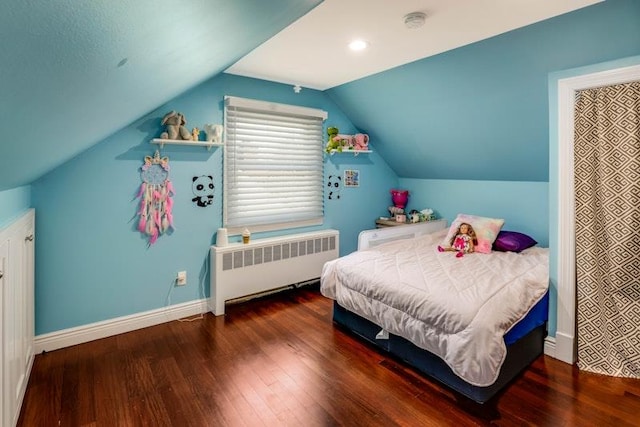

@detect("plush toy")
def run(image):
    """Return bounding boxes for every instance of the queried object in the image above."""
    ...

[353,133,369,150]
[335,134,356,149]
[420,208,434,220]
[160,111,192,140]
[326,126,341,153]
[203,124,224,143]
[438,222,477,258]
[191,127,200,141]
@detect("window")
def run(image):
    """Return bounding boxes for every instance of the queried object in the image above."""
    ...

[224,96,327,234]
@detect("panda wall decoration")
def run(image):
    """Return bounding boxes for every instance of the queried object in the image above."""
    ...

[192,175,214,207]
[327,175,341,200]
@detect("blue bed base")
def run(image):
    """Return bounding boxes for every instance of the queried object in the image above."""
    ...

[332,292,549,404]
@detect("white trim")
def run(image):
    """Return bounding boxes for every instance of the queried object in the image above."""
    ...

[226,217,323,236]
[34,298,208,353]
[543,336,556,359]
[553,332,577,364]
[224,95,328,120]
[556,63,640,365]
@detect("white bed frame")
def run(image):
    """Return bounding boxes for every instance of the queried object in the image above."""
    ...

[357,219,447,250]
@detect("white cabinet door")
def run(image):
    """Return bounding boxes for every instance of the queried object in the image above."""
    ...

[1,240,8,427]
[0,209,35,427]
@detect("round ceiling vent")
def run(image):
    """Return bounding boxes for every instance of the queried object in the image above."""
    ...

[404,12,427,29]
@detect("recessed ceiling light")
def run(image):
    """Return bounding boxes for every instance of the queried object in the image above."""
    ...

[348,40,369,51]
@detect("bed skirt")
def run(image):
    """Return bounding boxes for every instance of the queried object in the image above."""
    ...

[332,300,547,404]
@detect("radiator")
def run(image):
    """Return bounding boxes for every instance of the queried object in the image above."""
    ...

[210,229,339,315]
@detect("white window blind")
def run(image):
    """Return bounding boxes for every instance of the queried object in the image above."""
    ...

[224,96,327,233]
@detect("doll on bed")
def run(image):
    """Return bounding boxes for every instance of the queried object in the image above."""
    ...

[438,222,477,257]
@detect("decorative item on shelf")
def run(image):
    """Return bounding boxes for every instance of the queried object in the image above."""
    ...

[160,111,191,140]
[406,208,434,223]
[388,206,404,218]
[191,127,200,141]
[203,123,224,144]
[135,150,175,245]
[353,133,369,150]
[420,208,435,221]
[390,189,409,209]
[325,126,371,155]
[242,228,251,244]
[326,126,342,153]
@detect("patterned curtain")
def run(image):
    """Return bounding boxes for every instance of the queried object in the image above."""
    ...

[574,81,640,378]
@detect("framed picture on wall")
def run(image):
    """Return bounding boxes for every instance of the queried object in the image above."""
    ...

[344,169,360,187]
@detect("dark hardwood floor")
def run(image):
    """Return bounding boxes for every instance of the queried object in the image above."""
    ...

[18,285,640,426]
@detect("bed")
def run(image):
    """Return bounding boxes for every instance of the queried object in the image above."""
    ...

[320,219,549,403]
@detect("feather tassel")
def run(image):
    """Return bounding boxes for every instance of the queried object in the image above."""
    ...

[146,216,154,235]
[138,214,147,233]
[136,182,146,199]
[149,230,158,245]
[138,198,147,215]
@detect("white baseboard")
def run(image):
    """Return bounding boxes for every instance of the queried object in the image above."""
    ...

[544,336,556,358]
[552,331,576,365]
[34,299,209,353]
[544,334,576,366]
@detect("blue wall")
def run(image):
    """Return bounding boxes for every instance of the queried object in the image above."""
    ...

[325,0,640,339]
[399,179,548,246]
[0,186,31,228]
[328,0,640,182]
[31,73,397,335]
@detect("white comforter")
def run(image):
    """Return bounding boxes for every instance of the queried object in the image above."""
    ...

[320,229,549,387]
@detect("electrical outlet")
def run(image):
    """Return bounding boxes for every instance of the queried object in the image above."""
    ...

[176,271,187,286]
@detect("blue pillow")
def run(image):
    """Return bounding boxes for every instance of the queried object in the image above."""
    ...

[492,231,537,252]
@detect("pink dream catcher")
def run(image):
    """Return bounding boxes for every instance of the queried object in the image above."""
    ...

[135,151,175,244]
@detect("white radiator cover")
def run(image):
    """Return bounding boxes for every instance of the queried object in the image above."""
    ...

[210,229,339,315]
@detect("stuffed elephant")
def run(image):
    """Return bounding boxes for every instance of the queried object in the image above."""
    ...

[160,111,192,140]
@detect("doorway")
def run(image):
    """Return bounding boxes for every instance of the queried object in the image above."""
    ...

[556,63,640,370]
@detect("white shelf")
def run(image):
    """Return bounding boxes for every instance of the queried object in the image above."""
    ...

[327,149,372,156]
[151,138,223,151]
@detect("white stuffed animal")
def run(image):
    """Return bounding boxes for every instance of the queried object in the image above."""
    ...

[203,124,224,143]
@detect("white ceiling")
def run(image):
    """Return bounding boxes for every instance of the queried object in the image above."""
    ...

[226,0,602,90]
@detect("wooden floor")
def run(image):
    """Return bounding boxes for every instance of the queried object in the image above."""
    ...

[19,285,640,427]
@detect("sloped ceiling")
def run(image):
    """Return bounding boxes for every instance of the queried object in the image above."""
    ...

[0,0,321,192]
[3,0,637,190]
